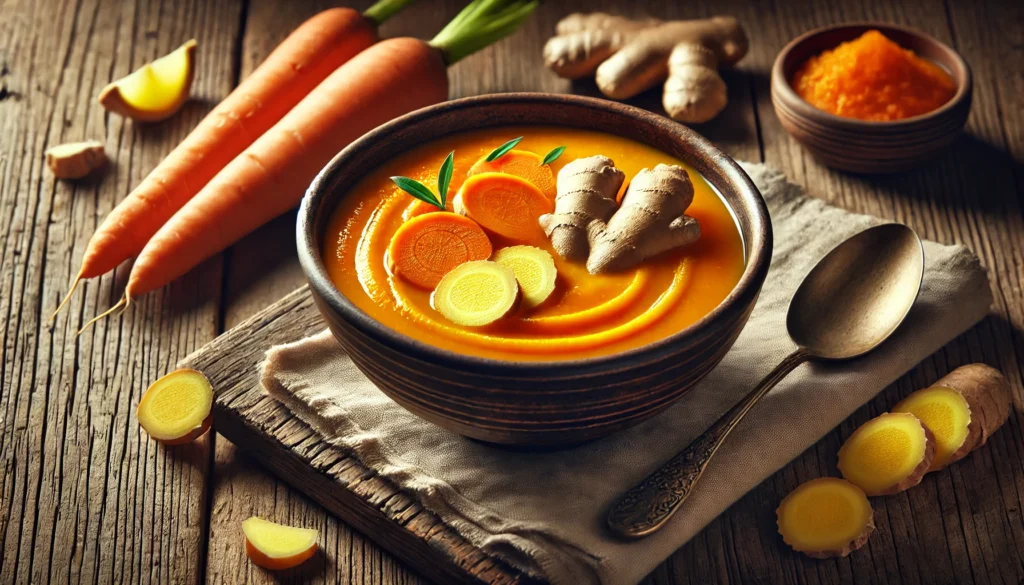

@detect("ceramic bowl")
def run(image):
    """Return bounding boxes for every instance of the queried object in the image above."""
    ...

[297,93,772,447]
[771,23,972,173]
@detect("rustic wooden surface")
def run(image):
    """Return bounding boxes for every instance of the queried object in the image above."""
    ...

[2,0,1022,584]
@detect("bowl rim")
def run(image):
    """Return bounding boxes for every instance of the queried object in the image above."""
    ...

[771,21,972,128]
[297,93,772,377]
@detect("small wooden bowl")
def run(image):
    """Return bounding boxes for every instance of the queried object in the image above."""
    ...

[297,94,772,447]
[771,23,972,173]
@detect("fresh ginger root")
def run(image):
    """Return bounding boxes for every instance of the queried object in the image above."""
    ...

[776,478,875,559]
[586,164,700,274]
[137,369,213,445]
[45,140,107,179]
[539,155,624,263]
[494,245,558,308]
[837,412,935,496]
[544,14,748,123]
[431,260,521,327]
[894,363,1012,469]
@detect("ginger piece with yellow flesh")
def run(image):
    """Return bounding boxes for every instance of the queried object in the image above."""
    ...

[99,39,196,122]
[586,164,700,274]
[45,140,107,179]
[431,260,521,327]
[242,517,319,570]
[539,155,624,263]
[468,150,557,199]
[493,245,557,308]
[137,369,213,445]
[544,15,747,123]
[837,412,935,496]
[776,478,875,559]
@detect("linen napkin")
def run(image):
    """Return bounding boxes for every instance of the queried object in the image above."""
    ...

[260,163,991,585]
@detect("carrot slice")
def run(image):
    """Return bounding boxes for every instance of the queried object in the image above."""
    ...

[387,212,493,289]
[468,149,556,198]
[455,172,554,243]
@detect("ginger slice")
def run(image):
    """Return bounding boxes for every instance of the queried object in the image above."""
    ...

[893,387,972,470]
[99,40,197,122]
[454,172,553,243]
[45,140,107,179]
[468,149,557,199]
[493,246,557,308]
[776,478,875,559]
[539,155,624,262]
[586,164,700,274]
[242,517,319,571]
[431,260,520,327]
[837,412,935,496]
[137,369,213,445]
[931,364,1012,450]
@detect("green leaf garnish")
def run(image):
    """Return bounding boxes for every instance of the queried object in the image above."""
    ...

[485,136,523,162]
[390,176,443,210]
[437,151,454,208]
[540,146,566,166]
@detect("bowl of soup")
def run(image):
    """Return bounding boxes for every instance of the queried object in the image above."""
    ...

[297,93,771,447]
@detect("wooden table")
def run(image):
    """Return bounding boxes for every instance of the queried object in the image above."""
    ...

[2,0,1021,583]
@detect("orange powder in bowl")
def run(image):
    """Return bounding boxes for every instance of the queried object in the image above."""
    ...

[791,30,957,121]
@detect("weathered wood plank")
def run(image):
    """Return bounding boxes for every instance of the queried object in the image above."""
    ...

[0,0,244,583]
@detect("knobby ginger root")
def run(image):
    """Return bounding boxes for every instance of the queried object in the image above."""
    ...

[431,260,521,327]
[137,369,213,445]
[776,478,875,559]
[587,164,700,274]
[493,246,557,308]
[544,14,747,123]
[45,140,107,179]
[837,412,935,496]
[539,155,624,262]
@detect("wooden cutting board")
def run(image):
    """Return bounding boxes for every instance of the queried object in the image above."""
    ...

[180,286,539,585]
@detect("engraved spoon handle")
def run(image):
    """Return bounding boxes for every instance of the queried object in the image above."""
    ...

[606,348,811,539]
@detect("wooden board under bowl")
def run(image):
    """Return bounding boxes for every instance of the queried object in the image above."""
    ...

[180,286,540,585]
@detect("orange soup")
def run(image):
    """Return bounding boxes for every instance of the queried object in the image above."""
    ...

[323,127,745,361]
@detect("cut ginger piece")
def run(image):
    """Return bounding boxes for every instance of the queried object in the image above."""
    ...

[137,369,213,445]
[892,386,972,470]
[776,478,875,559]
[454,172,554,244]
[468,149,557,198]
[99,39,197,122]
[493,246,557,308]
[928,363,1012,451]
[837,412,935,496]
[242,517,318,570]
[387,212,492,290]
[431,260,520,327]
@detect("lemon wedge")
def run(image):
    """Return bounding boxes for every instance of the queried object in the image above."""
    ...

[99,39,197,122]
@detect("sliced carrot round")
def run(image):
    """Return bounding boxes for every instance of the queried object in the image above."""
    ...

[468,149,556,198]
[455,172,553,243]
[387,212,492,289]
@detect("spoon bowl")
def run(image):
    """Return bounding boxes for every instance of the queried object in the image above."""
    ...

[787,223,925,360]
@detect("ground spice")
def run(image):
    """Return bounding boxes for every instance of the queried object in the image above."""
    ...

[791,30,956,121]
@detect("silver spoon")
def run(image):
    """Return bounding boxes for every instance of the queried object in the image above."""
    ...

[606,223,924,539]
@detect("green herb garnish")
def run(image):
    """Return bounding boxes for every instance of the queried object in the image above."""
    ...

[391,151,456,211]
[485,136,523,162]
[540,146,566,166]
[437,151,454,208]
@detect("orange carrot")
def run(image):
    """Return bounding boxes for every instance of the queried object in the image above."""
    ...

[468,149,556,198]
[57,4,401,316]
[455,172,553,243]
[388,212,493,289]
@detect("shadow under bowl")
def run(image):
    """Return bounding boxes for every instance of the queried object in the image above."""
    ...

[297,93,772,447]
[771,23,972,173]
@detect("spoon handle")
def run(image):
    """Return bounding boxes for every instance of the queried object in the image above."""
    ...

[606,348,811,539]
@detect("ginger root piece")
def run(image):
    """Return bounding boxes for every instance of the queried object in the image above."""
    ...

[837,412,935,496]
[242,517,319,571]
[45,140,107,179]
[892,386,972,470]
[539,155,624,262]
[99,39,197,122]
[776,478,875,559]
[137,369,213,445]
[929,364,1012,450]
[468,149,557,199]
[431,260,520,327]
[586,164,700,274]
[494,245,557,308]
[544,14,747,123]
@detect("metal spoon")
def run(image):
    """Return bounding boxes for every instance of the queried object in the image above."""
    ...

[606,223,924,539]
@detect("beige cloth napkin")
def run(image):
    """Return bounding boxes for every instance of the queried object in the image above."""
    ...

[260,163,991,585]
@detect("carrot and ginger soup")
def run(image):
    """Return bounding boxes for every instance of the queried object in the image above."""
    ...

[323,127,744,361]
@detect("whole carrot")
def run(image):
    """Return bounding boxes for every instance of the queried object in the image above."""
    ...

[56,0,417,318]
[78,0,538,329]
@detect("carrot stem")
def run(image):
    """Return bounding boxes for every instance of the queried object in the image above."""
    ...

[429,0,539,65]
[362,0,418,26]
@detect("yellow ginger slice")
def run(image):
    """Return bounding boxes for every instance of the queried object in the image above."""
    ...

[893,386,972,470]
[137,369,213,445]
[99,40,197,122]
[837,412,935,496]
[776,478,875,559]
[493,246,557,308]
[242,517,319,570]
[931,363,1012,450]
[431,260,520,327]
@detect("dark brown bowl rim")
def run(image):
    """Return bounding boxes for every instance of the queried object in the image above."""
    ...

[297,93,772,377]
[771,22,972,128]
